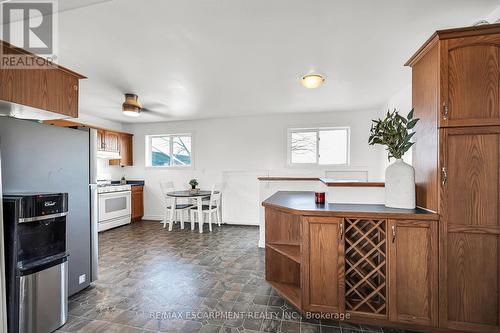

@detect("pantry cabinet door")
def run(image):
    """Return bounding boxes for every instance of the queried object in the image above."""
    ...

[440,126,500,333]
[441,35,500,127]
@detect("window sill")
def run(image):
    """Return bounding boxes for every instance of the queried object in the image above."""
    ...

[145,165,194,170]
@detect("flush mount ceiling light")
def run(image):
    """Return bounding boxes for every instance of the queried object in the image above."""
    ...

[122,93,141,117]
[301,74,325,89]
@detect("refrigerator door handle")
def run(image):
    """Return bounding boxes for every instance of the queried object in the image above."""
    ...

[90,184,99,282]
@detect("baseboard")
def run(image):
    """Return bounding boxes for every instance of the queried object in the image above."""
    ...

[142,215,259,226]
[142,215,163,221]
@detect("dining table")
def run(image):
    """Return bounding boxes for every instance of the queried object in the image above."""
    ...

[166,190,213,233]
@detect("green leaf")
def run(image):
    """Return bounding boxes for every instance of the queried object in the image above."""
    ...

[407,108,414,120]
[368,108,420,159]
[407,119,418,129]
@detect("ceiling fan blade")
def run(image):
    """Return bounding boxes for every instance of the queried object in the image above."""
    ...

[142,102,168,110]
[141,108,171,119]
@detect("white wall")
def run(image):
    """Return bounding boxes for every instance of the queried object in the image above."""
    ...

[113,109,386,224]
[96,157,124,181]
[378,83,413,170]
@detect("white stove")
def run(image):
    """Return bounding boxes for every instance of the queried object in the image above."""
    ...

[97,180,132,232]
[97,184,131,193]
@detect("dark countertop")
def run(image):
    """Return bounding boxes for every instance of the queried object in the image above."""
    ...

[111,180,145,186]
[262,191,438,220]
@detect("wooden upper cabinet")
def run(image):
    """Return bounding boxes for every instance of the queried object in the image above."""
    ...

[118,133,133,166]
[443,35,500,127]
[109,133,133,166]
[0,41,85,118]
[96,129,105,151]
[302,216,344,313]
[388,220,438,327]
[407,24,500,128]
[104,131,120,153]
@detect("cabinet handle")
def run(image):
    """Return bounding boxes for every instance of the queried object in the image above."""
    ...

[441,167,448,186]
[339,223,344,241]
[443,101,449,120]
[392,225,396,243]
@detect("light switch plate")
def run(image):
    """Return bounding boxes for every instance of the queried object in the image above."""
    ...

[79,274,86,284]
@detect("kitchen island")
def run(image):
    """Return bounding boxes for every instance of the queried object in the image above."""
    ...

[262,191,440,332]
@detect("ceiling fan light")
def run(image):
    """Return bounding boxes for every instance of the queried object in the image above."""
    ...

[123,110,141,117]
[122,93,142,117]
[301,74,325,89]
[123,93,141,108]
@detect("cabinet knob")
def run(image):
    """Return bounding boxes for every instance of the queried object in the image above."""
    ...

[73,85,78,91]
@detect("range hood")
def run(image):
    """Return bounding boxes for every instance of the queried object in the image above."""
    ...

[96,150,121,160]
[0,99,70,121]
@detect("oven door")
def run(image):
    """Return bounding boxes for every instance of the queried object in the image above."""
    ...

[98,191,131,222]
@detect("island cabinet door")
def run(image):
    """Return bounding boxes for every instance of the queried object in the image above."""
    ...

[302,216,345,313]
[388,220,438,327]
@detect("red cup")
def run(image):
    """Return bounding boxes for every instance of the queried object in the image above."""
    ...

[315,192,326,204]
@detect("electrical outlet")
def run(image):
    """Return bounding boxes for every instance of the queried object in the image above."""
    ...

[79,274,86,284]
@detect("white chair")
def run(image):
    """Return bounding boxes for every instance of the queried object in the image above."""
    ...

[159,181,193,231]
[190,185,222,232]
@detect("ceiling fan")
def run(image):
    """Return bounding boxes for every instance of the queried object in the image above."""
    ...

[121,93,169,118]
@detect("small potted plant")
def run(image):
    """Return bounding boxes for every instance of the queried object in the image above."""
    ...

[189,179,199,193]
[369,109,419,209]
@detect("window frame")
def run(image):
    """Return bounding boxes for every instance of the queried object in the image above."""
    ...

[287,127,350,167]
[145,133,194,169]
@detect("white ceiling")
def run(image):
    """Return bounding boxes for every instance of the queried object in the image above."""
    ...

[54,0,499,123]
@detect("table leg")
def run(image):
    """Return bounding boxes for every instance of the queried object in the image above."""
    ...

[198,197,203,233]
[168,197,177,231]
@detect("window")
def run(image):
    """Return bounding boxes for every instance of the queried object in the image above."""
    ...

[288,127,349,165]
[146,134,192,167]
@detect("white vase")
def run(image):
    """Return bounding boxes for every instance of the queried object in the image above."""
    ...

[385,159,416,209]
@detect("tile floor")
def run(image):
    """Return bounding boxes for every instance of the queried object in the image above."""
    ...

[60,221,419,333]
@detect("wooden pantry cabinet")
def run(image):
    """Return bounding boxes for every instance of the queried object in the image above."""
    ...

[407,23,500,333]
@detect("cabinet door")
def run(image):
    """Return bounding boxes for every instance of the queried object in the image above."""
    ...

[388,220,438,327]
[131,186,144,222]
[104,131,120,152]
[441,35,500,127]
[302,216,344,313]
[440,126,500,333]
[109,133,133,166]
[96,130,105,151]
[119,134,133,166]
[0,67,79,118]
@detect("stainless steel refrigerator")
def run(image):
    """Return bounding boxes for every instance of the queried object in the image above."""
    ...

[0,117,98,296]
[0,140,8,332]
